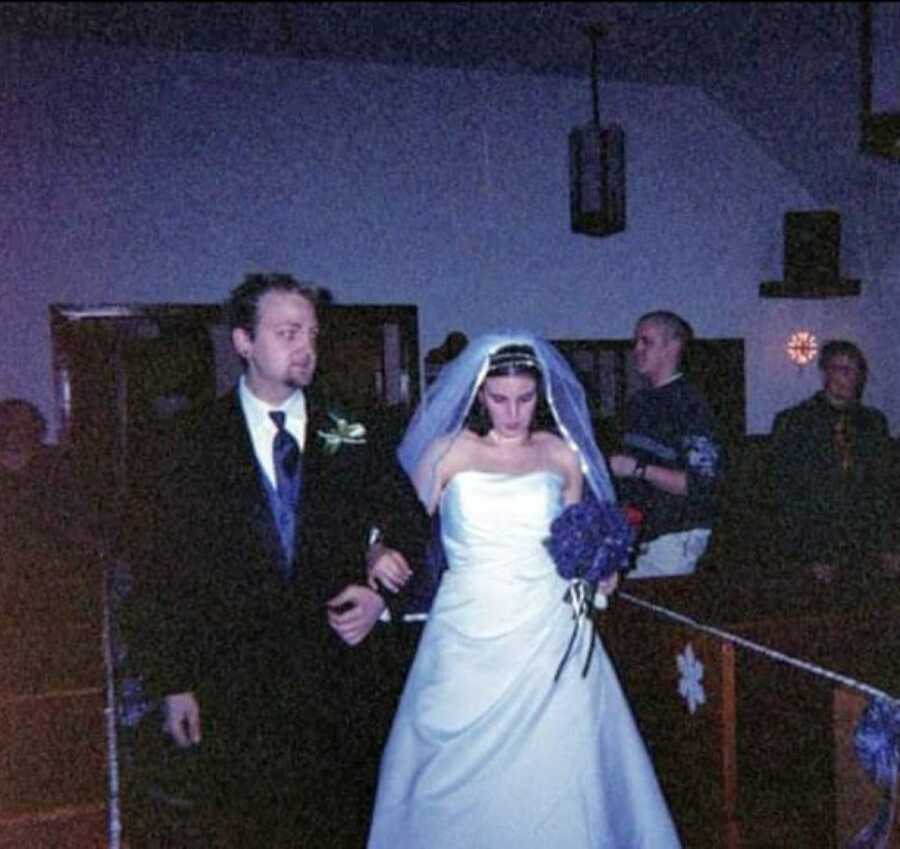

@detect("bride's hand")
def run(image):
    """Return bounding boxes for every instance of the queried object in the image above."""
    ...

[366,544,413,594]
[596,572,620,598]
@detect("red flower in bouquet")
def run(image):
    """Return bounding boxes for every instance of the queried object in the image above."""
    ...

[621,503,644,531]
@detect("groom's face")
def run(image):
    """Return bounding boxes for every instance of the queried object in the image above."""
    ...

[233,290,319,404]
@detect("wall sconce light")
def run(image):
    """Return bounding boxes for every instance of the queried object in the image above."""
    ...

[786,330,818,366]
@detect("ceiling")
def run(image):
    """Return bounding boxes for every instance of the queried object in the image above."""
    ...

[0,2,861,86]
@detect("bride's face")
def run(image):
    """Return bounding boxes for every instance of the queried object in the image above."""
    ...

[478,374,539,440]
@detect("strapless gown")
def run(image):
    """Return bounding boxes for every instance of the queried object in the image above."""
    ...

[367,471,681,848]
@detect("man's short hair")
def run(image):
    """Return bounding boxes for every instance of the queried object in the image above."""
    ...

[637,311,694,368]
[225,273,324,335]
[637,311,694,345]
[819,339,867,380]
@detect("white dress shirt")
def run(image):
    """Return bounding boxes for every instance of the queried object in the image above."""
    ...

[238,376,307,489]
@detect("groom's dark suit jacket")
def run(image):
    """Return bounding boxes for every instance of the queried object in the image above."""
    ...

[125,386,397,814]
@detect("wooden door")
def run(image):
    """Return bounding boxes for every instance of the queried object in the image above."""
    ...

[50,302,420,532]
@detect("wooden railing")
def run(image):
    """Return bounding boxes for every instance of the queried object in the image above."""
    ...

[603,573,900,849]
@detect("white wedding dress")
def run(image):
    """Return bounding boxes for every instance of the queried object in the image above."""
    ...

[367,470,681,849]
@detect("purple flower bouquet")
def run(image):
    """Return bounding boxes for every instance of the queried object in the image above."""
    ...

[544,497,635,681]
[545,497,634,584]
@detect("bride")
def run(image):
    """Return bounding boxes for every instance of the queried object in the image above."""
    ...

[367,332,681,849]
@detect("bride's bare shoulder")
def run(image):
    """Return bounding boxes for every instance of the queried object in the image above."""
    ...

[457,428,483,445]
[533,431,579,470]
[442,428,482,462]
[420,430,467,462]
[532,430,563,444]
[419,428,480,475]
[532,430,569,452]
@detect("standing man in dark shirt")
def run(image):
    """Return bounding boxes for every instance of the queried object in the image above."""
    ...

[770,339,898,582]
[610,311,722,578]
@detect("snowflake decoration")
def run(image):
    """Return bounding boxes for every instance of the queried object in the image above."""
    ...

[676,642,706,715]
[786,331,818,366]
[684,435,719,479]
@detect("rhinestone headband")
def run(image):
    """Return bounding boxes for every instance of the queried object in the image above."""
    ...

[488,349,540,372]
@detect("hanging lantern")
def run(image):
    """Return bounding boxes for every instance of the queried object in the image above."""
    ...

[569,24,626,237]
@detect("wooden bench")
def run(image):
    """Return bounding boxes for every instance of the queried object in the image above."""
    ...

[603,573,900,849]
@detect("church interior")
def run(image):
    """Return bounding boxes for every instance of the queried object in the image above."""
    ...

[1,2,899,846]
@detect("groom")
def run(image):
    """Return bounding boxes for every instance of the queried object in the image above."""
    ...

[125,273,409,848]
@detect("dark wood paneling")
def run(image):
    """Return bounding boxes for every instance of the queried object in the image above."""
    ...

[0,806,106,849]
[0,691,106,814]
[603,576,900,848]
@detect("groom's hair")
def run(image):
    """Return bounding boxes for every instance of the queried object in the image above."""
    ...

[226,273,325,337]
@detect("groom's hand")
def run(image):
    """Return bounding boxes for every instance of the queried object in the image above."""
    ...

[164,692,202,747]
[327,585,386,646]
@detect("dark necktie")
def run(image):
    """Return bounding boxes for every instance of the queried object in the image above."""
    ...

[269,411,301,573]
[270,410,300,501]
[832,411,853,475]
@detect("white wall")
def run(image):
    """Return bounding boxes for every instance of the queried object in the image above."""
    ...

[2,38,897,437]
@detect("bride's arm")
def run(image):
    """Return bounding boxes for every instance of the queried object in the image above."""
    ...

[558,440,584,507]
[368,435,465,594]
[412,435,457,516]
[416,431,478,515]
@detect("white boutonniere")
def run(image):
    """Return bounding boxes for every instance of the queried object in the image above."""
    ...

[317,412,367,455]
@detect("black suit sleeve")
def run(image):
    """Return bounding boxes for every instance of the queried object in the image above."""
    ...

[363,456,436,619]
[122,415,244,698]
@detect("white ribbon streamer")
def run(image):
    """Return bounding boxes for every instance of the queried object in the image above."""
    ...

[616,591,900,849]
[618,591,897,702]
[103,563,123,849]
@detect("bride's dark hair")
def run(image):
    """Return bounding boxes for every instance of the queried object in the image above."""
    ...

[467,344,555,435]
[484,344,542,380]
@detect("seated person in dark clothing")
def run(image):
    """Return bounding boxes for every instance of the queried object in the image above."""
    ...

[770,340,899,582]
[0,399,46,475]
[0,399,103,654]
[0,398,99,562]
